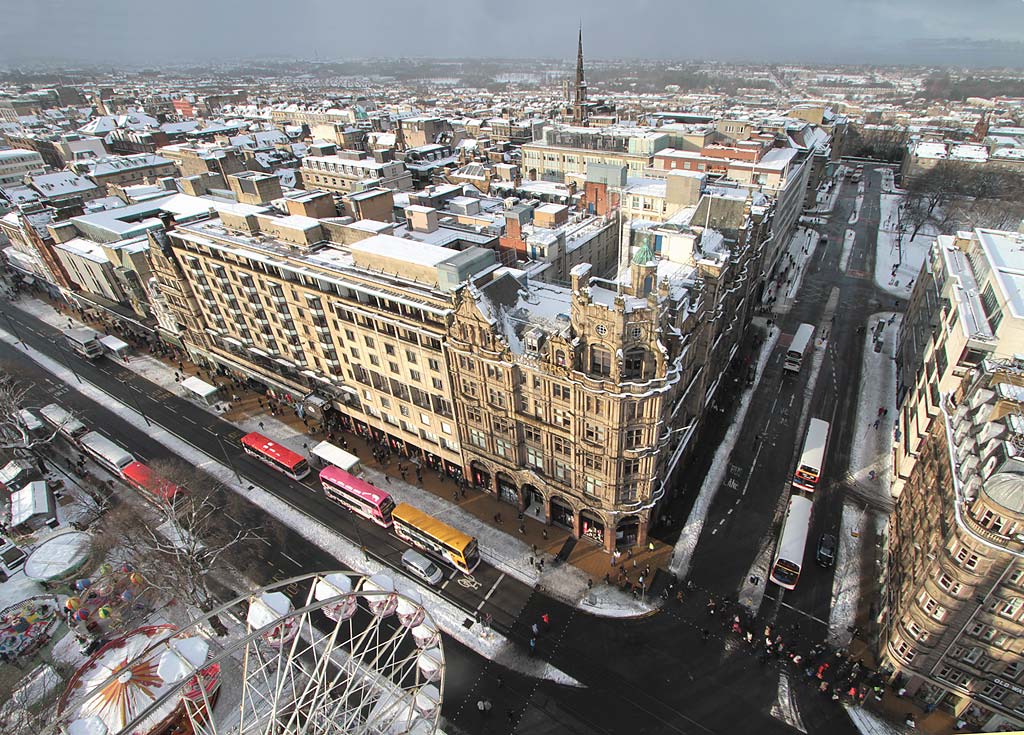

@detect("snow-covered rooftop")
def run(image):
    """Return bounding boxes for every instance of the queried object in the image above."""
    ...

[56,237,110,263]
[29,171,96,196]
[975,228,1024,320]
[348,233,458,267]
[912,141,949,159]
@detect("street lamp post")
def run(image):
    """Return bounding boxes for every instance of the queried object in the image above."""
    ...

[217,434,241,483]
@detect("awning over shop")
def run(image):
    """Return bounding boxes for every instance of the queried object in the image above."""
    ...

[99,334,130,354]
[71,291,156,334]
[181,376,218,399]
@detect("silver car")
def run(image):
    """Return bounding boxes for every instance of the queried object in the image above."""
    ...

[401,549,445,586]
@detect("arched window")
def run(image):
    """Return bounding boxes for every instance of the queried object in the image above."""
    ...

[555,350,566,367]
[590,347,611,377]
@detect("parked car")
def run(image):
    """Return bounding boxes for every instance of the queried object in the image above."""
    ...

[817,533,837,567]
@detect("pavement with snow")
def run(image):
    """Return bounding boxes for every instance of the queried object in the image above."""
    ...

[840,228,856,273]
[827,313,899,646]
[764,226,820,313]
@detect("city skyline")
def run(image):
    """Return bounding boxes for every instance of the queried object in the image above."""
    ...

[2,0,1024,68]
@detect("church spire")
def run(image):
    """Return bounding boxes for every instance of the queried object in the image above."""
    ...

[573,26,588,126]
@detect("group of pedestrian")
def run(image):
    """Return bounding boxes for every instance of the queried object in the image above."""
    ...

[692,589,896,710]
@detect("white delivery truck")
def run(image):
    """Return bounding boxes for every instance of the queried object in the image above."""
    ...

[66,328,104,359]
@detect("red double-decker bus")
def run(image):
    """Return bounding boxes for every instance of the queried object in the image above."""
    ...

[121,461,184,504]
[319,466,395,527]
[240,432,310,480]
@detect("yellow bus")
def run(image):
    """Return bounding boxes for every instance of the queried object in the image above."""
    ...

[391,503,480,574]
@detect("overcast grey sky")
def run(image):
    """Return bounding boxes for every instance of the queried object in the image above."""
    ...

[2,0,1023,67]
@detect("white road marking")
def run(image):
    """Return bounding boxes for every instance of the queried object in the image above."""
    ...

[475,573,505,611]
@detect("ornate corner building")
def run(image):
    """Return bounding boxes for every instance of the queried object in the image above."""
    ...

[447,217,764,550]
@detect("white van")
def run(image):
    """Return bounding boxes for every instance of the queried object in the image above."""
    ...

[39,404,88,441]
[18,409,45,436]
[401,549,445,586]
[79,431,135,475]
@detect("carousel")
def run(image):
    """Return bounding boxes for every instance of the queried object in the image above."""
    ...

[63,564,156,653]
[0,595,60,660]
[57,624,220,735]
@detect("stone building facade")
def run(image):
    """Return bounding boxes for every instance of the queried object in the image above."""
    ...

[882,357,1024,732]
[446,212,765,550]
[155,220,477,477]
[149,193,765,552]
[895,228,1024,498]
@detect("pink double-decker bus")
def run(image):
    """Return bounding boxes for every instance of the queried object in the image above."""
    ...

[319,466,395,527]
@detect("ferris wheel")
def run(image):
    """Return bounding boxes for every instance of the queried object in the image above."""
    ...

[57,571,446,735]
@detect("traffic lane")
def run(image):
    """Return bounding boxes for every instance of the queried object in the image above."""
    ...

[1,342,189,470]
[3,304,532,626]
[685,340,819,596]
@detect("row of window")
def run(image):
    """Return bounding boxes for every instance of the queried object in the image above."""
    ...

[181,242,447,330]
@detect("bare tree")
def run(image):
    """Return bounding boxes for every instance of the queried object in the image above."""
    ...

[905,161,967,219]
[904,163,1024,238]
[0,376,61,453]
[94,460,264,635]
[845,124,909,162]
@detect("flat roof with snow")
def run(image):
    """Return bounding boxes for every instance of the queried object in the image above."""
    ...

[976,228,1024,319]
[10,481,52,527]
[349,234,457,267]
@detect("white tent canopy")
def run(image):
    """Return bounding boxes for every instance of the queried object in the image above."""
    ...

[10,481,54,527]
[0,459,33,487]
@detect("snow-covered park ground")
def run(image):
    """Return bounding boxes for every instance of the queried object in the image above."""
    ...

[875,190,936,299]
